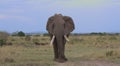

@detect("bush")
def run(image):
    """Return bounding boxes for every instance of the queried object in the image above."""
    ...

[25,35,31,41]
[90,32,107,35]
[0,40,6,46]
[106,50,114,57]
[17,31,25,37]
[32,38,39,43]
[43,33,49,36]
[0,31,9,46]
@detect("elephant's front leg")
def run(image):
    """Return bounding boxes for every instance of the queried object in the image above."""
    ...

[63,39,68,61]
[57,39,67,62]
[53,39,59,60]
[58,43,64,58]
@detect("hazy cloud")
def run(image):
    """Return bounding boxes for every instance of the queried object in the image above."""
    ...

[51,0,109,8]
[0,14,31,22]
[0,9,25,14]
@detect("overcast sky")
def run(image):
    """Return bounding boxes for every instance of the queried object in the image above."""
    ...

[0,0,120,33]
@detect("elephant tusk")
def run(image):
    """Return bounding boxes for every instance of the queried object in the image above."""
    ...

[50,35,55,46]
[64,35,69,42]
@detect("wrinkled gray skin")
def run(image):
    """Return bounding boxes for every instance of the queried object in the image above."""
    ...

[46,14,75,63]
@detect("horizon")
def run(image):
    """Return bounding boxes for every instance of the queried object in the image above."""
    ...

[1,30,120,34]
[0,0,120,33]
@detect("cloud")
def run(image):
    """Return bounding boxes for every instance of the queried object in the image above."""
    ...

[0,0,119,9]
[21,0,113,10]
[0,14,30,21]
[24,0,54,9]
[0,15,7,19]
[54,0,109,8]
[0,0,110,14]
[0,0,15,3]
[0,8,25,14]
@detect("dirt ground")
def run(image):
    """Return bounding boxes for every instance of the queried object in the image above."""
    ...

[55,60,120,66]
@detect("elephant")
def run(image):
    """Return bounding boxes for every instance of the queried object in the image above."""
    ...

[46,14,75,63]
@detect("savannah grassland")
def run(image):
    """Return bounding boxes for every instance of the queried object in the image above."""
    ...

[0,34,120,66]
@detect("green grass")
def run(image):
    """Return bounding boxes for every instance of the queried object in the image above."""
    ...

[0,35,120,66]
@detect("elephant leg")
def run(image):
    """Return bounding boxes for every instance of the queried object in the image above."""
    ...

[59,44,64,59]
[53,36,67,63]
[63,39,68,61]
[53,39,59,60]
[56,39,67,62]
[56,43,67,63]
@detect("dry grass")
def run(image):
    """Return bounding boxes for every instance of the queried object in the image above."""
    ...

[0,46,54,66]
[0,35,120,66]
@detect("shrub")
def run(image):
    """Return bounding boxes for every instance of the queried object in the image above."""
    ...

[90,32,107,35]
[106,50,114,57]
[32,38,39,43]
[43,33,49,36]
[17,31,25,37]
[0,40,6,46]
[109,36,117,40]
[25,35,31,41]
[0,31,9,46]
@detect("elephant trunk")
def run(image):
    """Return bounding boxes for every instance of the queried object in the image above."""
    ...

[50,35,69,46]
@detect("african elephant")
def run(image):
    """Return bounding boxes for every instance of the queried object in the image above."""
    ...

[46,14,75,63]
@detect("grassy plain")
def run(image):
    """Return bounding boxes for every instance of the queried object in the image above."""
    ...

[0,35,120,66]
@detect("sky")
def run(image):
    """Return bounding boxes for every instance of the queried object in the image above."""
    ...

[0,0,120,33]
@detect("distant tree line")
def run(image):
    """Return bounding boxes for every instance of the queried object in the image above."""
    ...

[12,31,25,36]
[1,31,120,37]
[72,32,120,36]
[11,31,120,36]
[90,32,119,35]
[0,30,120,46]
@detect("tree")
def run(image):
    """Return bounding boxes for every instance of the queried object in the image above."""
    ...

[17,31,25,36]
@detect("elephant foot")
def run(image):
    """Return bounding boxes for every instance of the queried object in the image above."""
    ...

[55,59,67,63]
[54,58,67,63]
[64,57,68,61]
[54,58,58,61]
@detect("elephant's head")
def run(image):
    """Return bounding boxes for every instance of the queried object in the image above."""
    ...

[46,14,75,45]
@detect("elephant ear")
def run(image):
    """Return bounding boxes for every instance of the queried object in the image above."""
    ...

[46,16,54,34]
[63,16,75,35]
